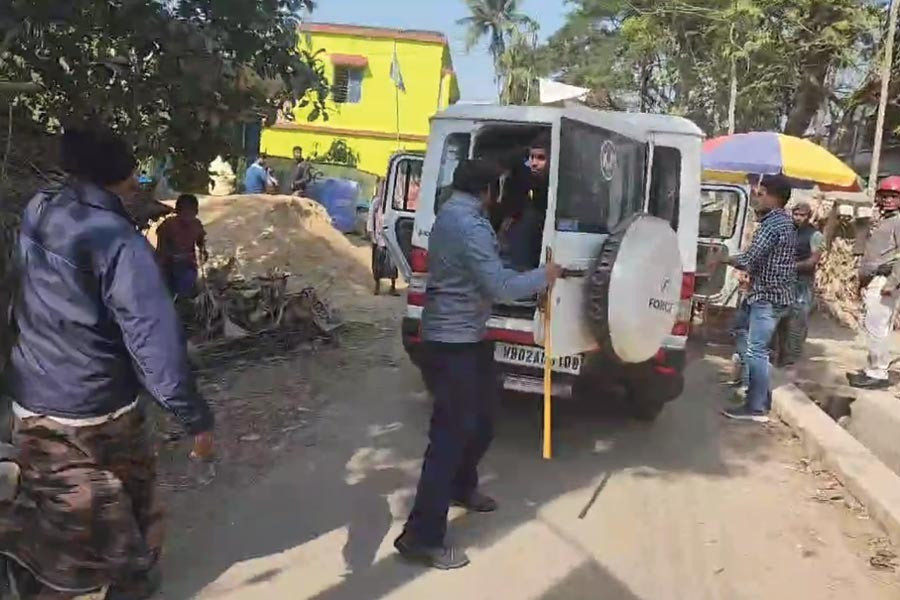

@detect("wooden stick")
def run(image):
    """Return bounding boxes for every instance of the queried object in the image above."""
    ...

[542,246,553,460]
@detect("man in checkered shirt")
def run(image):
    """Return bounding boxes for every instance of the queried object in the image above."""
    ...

[718,175,797,422]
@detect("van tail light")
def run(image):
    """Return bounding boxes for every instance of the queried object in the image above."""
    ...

[411,247,429,273]
[408,247,429,307]
[672,272,695,337]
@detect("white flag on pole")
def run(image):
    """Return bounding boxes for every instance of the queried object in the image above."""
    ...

[539,78,589,104]
[390,47,406,92]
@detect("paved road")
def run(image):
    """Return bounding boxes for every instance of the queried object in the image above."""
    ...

[161,328,900,599]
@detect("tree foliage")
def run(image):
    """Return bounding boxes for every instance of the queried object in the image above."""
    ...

[458,0,537,93]
[0,0,330,189]
[542,0,879,136]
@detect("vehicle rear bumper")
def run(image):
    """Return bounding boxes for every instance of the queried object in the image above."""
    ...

[401,317,686,400]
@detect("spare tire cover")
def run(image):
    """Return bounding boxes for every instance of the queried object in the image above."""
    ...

[585,214,683,364]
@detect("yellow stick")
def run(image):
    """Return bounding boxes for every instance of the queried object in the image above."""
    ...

[542,247,553,460]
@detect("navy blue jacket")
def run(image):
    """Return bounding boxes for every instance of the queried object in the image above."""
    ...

[5,181,213,434]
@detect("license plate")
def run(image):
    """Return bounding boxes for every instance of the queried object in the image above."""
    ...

[494,342,583,375]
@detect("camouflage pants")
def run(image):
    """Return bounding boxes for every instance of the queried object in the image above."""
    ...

[0,406,163,598]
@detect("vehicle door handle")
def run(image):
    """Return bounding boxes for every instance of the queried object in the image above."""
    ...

[561,268,587,278]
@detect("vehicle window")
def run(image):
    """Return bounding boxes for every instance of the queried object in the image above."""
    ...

[556,117,646,234]
[699,189,741,239]
[435,133,471,212]
[649,146,681,230]
[390,158,423,212]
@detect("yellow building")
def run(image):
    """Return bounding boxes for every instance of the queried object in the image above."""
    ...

[261,22,460,176]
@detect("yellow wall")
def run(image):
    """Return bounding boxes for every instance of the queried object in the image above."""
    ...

[261,26,458,176]
[263,128,426,178]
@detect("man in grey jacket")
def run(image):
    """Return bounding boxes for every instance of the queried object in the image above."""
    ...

[395,159,561,570]
[849,176,900,389]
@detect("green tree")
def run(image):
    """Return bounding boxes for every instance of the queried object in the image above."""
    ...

[499,25,542,104]
[0,0,330,189]
[542,0,877,136]
[458,0,537,90]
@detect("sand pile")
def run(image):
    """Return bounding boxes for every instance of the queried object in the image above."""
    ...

[149,195,373,311]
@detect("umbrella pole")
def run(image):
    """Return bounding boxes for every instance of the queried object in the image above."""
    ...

[542,247,553,460]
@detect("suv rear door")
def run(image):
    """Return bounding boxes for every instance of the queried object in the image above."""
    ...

[536,112,651,358]
[695,184,749,308]
[382,153,424,281]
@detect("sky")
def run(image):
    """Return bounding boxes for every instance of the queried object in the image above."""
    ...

[307,0,571,102]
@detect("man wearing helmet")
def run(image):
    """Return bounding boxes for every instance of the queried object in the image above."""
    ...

[848,176,900,389]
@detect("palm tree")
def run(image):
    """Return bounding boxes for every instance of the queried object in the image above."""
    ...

[457,0,537,90]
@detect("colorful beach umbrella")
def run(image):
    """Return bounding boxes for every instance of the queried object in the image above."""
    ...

[702,132,861,191]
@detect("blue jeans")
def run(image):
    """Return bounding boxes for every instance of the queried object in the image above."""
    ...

[730,300,750,387]
[746,301,788,414]
[405,342,497,546]
[784,278,814,362]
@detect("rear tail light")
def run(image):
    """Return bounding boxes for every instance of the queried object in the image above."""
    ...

[411,247,429,273]
[408,247,429,306]
[672,272,695,337]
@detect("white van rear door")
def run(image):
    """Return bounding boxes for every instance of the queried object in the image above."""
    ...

[535,114,652,359]
[382,153,424,281]
[695,184,749,308]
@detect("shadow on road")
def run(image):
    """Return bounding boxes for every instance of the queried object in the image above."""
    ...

[161,328,782,599]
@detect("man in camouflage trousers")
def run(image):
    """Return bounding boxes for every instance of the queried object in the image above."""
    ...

[0,124,214,599]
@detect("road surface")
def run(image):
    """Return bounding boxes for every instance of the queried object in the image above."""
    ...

[160,315,900,599]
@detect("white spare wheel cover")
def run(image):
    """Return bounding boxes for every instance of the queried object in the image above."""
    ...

[585,214,683,364]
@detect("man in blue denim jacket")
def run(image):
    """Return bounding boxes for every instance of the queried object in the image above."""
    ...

[395,159,561,570]
[1,125,213,598]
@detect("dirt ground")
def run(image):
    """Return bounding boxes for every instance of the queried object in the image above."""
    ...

[151,293,900,599]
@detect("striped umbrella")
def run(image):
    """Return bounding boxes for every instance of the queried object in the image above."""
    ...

[702,132,861,191]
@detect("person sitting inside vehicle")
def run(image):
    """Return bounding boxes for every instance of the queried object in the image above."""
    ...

[497,133,550,271]
[156,193,208,297]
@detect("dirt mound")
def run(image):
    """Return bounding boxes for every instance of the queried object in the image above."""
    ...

[150,194,373,312]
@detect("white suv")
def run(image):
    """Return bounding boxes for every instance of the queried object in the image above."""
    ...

[382,104,704,421]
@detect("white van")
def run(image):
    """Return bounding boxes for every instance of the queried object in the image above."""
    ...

[382,104,709,420]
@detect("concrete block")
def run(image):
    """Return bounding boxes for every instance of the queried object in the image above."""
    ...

[772,384,900,545]
[846,391,900,477]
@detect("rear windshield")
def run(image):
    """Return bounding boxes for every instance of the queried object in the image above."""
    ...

[649,146,681,230]
[556,117,646,234]
[434,133,471,212]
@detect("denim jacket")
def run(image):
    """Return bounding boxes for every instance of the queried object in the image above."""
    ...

[421,191,548,343]
[5,181,213,434]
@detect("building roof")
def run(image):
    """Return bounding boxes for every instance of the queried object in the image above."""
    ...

[300,22,448,45]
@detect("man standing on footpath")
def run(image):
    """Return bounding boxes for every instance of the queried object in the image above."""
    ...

[716,175,797,423]
[848,177,900,390]
[395,159,561,570]
[783,201,825,365]
[1,125,214,599]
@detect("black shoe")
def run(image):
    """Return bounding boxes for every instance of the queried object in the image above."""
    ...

[394,532,470,570]
[452,491,498,513]
[847,371,891,390]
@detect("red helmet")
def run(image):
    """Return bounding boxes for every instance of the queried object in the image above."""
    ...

[876,176,900,195]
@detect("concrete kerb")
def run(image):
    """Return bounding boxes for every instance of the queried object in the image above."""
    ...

[772,383,900,545]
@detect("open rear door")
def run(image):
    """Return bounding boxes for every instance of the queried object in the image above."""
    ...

[382,153,424,281]
[695,184,749,308]
[536,112,683,362]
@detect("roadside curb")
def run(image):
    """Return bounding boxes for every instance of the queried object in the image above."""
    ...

[772,383,900,545]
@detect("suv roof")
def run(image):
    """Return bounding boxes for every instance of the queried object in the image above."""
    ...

[433,104,705,139]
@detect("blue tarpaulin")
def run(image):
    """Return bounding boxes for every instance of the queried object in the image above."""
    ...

[308,178,361,233]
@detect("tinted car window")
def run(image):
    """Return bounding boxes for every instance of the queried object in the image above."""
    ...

[556,117,646,234]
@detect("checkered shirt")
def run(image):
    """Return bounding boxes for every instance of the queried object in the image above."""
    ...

[734,209,797,307]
